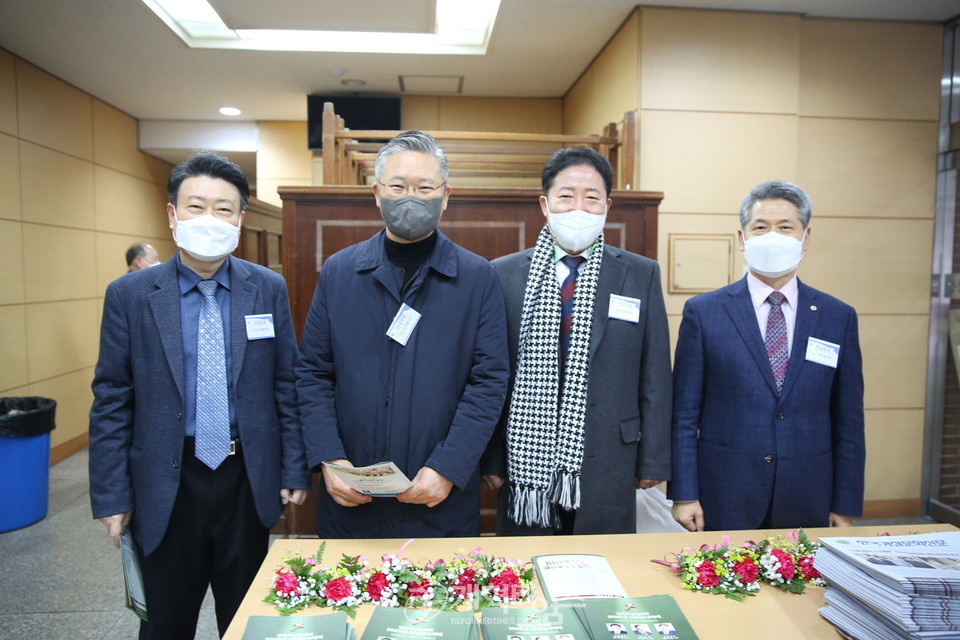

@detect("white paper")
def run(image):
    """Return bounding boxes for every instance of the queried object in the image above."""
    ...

[805,336,840,368]
[245,314,275,340]
[608,294,641,323]
[385,304,421,346]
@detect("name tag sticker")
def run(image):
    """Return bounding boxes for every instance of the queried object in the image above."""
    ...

[386,303,421,346]
[245,314,275,340]
[608,294,641,323]
[805,337,840,368]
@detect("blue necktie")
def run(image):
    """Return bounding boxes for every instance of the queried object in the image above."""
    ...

[559,255,586,365]
[195,280,231,469]
[765,291,789,396]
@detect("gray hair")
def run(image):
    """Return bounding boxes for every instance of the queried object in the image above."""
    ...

[374,131,448,182]
[739,180,812,228]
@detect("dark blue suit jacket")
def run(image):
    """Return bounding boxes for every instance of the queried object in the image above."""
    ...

[89,255,311,555]
[668,277,865,530]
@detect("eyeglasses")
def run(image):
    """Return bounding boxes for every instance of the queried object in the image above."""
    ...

[377,181,446,198]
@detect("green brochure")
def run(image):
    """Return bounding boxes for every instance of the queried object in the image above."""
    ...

[241,611,354,640]
[120,531,148,621]
[480,604,589,640]
[572,596,699,640]
[360,607,479,640]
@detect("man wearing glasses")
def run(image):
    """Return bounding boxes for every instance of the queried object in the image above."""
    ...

[296,131,510,538]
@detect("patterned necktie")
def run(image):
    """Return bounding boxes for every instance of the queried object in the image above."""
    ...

[559,255,586,365]
[195,280,231,469]
[765,291,789,395]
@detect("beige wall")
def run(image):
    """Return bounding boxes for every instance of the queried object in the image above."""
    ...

[0,49,173,449]
[564,8,940,504]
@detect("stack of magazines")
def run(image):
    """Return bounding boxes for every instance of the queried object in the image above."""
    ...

[814,531,960,639]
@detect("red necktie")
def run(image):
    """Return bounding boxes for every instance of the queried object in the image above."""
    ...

[765,291,789,395]
[560,256,585,365]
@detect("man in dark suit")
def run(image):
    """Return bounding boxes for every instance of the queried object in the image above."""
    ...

[89,151,311,638]
[481,147,672,535]
[668,180,865,531]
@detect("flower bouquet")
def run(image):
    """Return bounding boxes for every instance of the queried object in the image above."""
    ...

[265,542,535,616]
[654,529,823,601]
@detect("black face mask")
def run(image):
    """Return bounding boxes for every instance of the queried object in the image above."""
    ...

[380,195,443,241]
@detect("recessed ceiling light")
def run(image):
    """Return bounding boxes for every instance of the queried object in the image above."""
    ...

[142,0,501,54]
[219,107,242,116]
[340,79,366,87]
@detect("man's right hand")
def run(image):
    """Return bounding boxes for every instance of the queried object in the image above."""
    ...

[480,475,504,491]
[321,459,374,507]
[99,511,132,549]
[671,500,705,532]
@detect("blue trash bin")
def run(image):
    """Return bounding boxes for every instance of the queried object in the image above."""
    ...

[0,397,56,533]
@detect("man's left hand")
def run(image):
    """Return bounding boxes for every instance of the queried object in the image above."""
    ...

[281,488,308,506]
[397,467,453,507]
[636,478,661,490]
[829,512,854,527]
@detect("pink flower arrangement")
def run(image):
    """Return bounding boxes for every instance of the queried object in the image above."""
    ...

[264,542,534,616]
[654,529,823,601]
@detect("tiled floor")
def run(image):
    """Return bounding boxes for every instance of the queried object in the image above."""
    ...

[0,448,939,639]
[0,449,220,640]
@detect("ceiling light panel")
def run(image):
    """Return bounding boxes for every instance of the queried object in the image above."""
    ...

[142,0,501,54]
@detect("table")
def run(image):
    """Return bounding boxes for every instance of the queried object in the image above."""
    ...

[224,523,955,640]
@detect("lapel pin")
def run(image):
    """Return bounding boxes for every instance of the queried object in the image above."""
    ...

[810,305,817,311]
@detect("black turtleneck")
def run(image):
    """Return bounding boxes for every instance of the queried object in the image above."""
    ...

[384,231,438,293]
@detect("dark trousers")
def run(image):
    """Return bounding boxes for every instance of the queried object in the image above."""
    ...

[137,440,268,640]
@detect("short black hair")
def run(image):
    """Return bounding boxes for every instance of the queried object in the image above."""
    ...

[125,243,147,267]
[541,147,613,197]
[167,150,250,211]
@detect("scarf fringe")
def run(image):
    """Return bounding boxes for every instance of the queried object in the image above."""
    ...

[509,484,556,528]
[549,469,581,511]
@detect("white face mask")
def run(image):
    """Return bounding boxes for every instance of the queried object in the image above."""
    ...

[171,207,241,262]
[742,229,806,278]
[546,206,607,254]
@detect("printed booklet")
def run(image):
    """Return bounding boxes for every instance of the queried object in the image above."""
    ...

[322,461,413,496]
[360,606,479,640]
[532,555,627,602]
[241,612,354,640]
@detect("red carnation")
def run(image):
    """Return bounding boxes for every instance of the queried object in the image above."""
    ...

[797,555,820,581]
[273,570,299,597]
[407,577,432,598]
[731,558,759,584]
[366,571,390,600]
[490,568,522,598]
[324,576,353,602]
[696,560,720,588]
[451,568,478,597]
[771,549,796,580]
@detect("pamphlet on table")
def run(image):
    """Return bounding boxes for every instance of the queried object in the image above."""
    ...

[532,554,627,602]
[571,596,700,640]
[480,604,587,640]
[360,607,478,640]
[241,611,354,640]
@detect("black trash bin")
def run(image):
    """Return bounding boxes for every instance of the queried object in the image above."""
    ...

[0,397,56,532]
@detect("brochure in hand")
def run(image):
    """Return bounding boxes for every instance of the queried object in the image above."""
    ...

[532,555,627,602]
[322,461,413,496]
[480,604,588,640]
[120,530,148,621]
[360,607,478,640]
[571,596,700,640]
[241,611,354,640]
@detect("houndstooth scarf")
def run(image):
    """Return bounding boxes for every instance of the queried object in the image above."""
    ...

[506,225,603,528]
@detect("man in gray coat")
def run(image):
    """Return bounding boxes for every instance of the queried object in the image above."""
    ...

[481,147,672,535]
